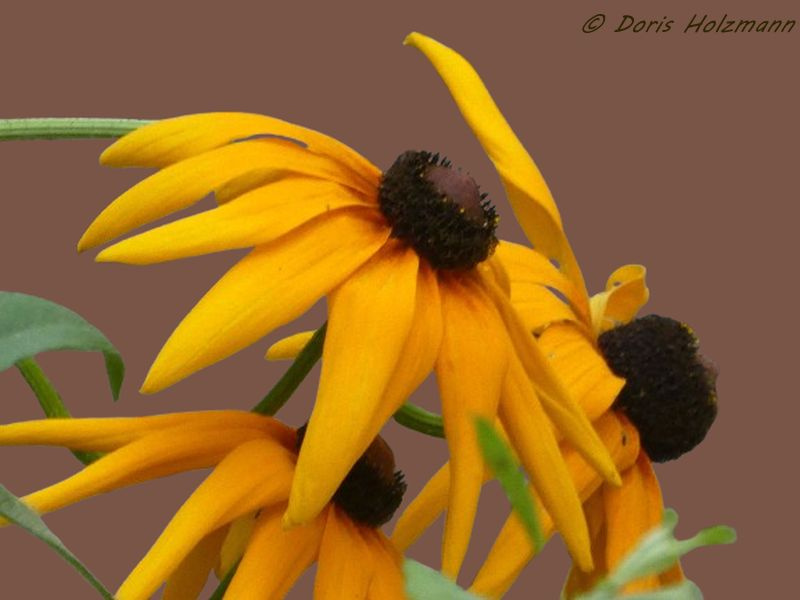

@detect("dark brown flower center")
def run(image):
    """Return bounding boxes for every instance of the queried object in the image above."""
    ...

[295,425,406,527]
[598,315,718,463]
[378,150,498,270]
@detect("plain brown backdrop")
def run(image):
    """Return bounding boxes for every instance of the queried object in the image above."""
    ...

[1,0,797,598]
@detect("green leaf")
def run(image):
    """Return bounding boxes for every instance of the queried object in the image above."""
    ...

[0,291,124,400]
[474,416,545,552]
[404,559,485,599]
[0,484,114,599]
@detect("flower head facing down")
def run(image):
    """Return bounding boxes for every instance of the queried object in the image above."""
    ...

[0,411,407,599]
[76,32,622,576]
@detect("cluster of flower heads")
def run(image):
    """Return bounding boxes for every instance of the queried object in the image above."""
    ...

[0,32,717,599]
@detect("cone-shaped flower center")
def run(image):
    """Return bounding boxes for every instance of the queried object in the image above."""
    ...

[598,315,718,463]
[296,425,406,527]
[378,150,498,270]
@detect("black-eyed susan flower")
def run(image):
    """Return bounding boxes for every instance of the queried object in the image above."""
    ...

[0,411,408,599]
[75,33,622,577]
[395,262,718,597]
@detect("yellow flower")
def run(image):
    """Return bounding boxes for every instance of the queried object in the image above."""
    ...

[77,32,620,576]
[0,412,408,599]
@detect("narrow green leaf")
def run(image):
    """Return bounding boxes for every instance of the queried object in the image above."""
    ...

[404,559,485,599]
[0,484,114,599]
[474,416,545,552]
[0,292,124,400]
[0,117,150,141]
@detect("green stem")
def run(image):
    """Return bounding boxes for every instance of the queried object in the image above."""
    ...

[393,403,444,438]
[251,323,328,416]
[15,358,103,465]
[0,118,151,141]
[208,560,239,600]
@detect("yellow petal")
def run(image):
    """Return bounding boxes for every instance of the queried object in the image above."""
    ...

[100,112,380,189]
[495,241,590,325]
[225,505,326,600]
[436,274,509,578]
[562,489,608,599]
[80,139,368,251]
[538,323,625,422]
[404,33,587,299]
[265,330,315,360]
[216,512,257,578]
[286,243,418,526]
[0,410,290,451]
[116,438,295,600]
[392,462,450,552]
[163,527,227,600]
[499,353,592,572]
[314,507,374,600]
[3,426,270,526]
[480,273,620,487]
[141,207,389,393]
[96,177,369,265]
[589,265,649,335]
[512,285,580,334]
[367,532,407,600]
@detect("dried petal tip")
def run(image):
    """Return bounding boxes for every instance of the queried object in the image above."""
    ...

[598,315,718,462]
[296,425,407,527]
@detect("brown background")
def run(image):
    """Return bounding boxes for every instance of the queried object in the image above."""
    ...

[1,1,797,598]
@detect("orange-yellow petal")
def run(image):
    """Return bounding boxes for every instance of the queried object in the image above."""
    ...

[216,512,257,578]
[141,207,389,393]
[225,505,326,600]
[265,330,315,360]
[285,242,418,526]
[96,177,369,265]
[163,527,227,600]
[589,265,649,335]
[314,507,374,600]
[436,274,509,577]
[392,462,450,553]
[562,489,608,599]
[367,532,407,600]
[404,33,587,299]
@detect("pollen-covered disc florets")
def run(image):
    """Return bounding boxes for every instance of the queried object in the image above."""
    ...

[598,315,718,463]
[296,425,406,527]
[378,150,498,270]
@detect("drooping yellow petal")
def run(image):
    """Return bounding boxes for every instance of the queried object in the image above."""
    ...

[512,285,580,334]
[225,505,326,600]
[0,410,292,452]
[286,242,418,526]
[80,139,368,251]
[266,330,315,360]
[436,274,509,578]
[562,489,608,599]
[314,507,374,600]
[163,527,227,600]
[538,323,626,422]
[498,353,592,572]
[367,531,407,600]
[2,426,271,526]
[216,513,257,578]
[480,272,620,486]
[392,463,450,552]
[96,177,370,265]
[141,207,389,393]
[116,438,295,600]
[404,33,587,299]
[100,112,380,189]
[589,265,649,335]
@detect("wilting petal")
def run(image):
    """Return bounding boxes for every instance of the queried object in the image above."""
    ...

[100,112,380,189]
[589,265,649,335]
[367,532,407,600]
[286,242,418,526]
[436,274,509,577]
[266,330,315,360]
[81,139,367,251]
[499,354,592,571]
[97,178,370,265]
[141,207,389,393]
[216,513,257,578]
[1,426,271,526]
[404,33,587,299]
[163,527,227,600]
[480,274,620,486]
[538,324,625,422]
[392,463,450,552]
[116,438,295,600]
[0,411,291,452]
[226,505,326,599]
[314,507,374,600]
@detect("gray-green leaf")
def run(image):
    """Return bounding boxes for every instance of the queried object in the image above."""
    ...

[404,559,485,599]
[0,291,124,399]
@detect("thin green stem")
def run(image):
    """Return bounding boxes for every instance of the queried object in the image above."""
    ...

[0,118,151,141]
[251,323,327,416]
[15,358,102,464]
[393,403,444,438]
[208,560,240,600]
